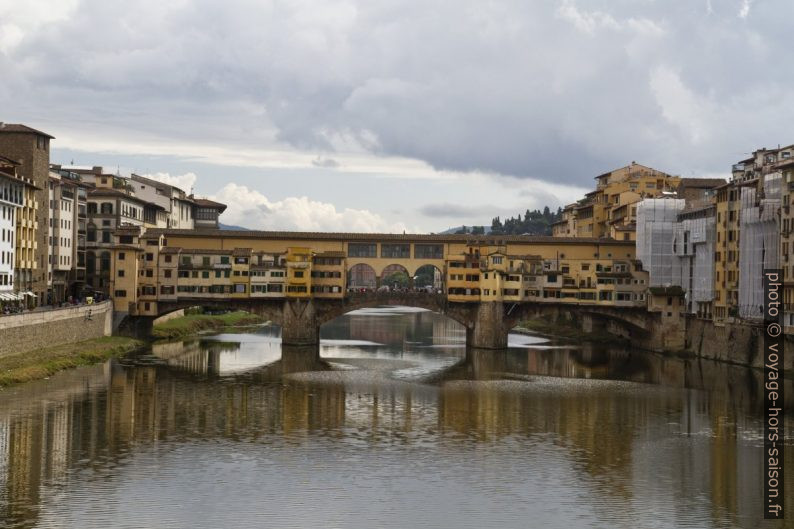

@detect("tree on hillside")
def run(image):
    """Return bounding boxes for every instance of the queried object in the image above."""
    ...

[489,207,561,236]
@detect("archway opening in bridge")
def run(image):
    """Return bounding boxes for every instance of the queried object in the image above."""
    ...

[380,264,411,291]
[318,305,467,351]
[347,263,377,290]
[413,264,444,292]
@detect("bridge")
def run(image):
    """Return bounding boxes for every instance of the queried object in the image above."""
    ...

[107,228,685,351]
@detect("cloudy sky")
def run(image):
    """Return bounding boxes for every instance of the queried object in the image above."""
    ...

[1,0,792,232]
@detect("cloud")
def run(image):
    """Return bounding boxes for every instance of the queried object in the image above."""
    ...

[141,172,198,193]
[418,203,500,219]
[2,0,793,190]
[311,156,340,168]
[211,183,408,232]
[739,0,753,18]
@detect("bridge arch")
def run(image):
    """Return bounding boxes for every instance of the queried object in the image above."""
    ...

[347,263,377,289]
[380,264,411,289]
[313,293,468,329]
[414,264,444,291]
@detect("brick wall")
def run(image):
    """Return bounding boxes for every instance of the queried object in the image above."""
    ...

[0,301,112,358]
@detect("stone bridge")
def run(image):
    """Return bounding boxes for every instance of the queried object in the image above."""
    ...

[143,292,677,352]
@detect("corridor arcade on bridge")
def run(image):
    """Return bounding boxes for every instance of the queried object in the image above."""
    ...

[107,228,682,349]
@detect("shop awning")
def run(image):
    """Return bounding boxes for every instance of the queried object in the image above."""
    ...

[24,291,36,297]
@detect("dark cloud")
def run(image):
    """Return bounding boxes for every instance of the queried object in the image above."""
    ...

[2,0,793,187]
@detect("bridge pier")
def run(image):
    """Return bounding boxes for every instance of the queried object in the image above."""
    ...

[466,302,509,349]
[281,299,320,345]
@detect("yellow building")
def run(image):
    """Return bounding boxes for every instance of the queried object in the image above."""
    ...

[556,162,680,240]
[108,227,144,314]
[446,242,647,307]
[311,251,346,298]
[231,248,252,298]
[285,247,312,298]
[713,181,741,323]
[11,162,39,305]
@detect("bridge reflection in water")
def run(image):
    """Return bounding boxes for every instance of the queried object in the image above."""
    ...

[0,309,792,529]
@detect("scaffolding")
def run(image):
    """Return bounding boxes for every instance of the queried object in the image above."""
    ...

[738,174,781,319]
[673,212,716,314]
[636,199,685,287]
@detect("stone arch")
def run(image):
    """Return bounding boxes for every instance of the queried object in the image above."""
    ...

[314,294,469,329]
[347,263,377,289]
[380,264,411,289]
[413,264,444,291]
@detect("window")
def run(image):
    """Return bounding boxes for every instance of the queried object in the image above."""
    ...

[202,256,210,266]
[118,252,125,260]
[202,271,210,278]
[118,269,125,277]
[120,235,133,244]
[146,253,154,261]
[220,256,230,264]
[235,284,246,293]
[164,255,172,263]
[114,290,126,297]
[164,270,172,278]
[414,244,443,259]
[348,243,377,258]
[294,271,304,278]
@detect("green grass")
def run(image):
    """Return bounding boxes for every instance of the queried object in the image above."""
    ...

[151,311,267,340]
[0,336,143,387]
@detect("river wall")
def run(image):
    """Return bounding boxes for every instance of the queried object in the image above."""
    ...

[0,301,113,358]
[684,317,793,371]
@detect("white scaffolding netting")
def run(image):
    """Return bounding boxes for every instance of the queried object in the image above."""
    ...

[738,174,781,319]
[673,214,716,311]
[636,199,685,287]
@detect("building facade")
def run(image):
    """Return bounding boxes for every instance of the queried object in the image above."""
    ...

[0,124,54,306]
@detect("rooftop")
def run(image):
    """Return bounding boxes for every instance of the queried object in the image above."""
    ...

[191,197,227,212]
[678,177,727,188]
[141,228,636,246]
[0,123,55,139]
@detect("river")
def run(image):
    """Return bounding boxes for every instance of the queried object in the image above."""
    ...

[0,307,792,529]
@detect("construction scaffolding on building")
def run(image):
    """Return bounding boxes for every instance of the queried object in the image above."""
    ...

[738,173,781,319]
[673,206,716,316]
[636,198,685,287]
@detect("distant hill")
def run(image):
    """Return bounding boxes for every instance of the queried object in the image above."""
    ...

[219,223,250,231]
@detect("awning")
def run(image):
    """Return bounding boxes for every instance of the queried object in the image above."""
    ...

[0,293,13,301]
[24,291,36,297]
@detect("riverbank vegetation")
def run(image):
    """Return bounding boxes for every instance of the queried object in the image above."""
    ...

[151,310,266,340]
[0,336,143,387]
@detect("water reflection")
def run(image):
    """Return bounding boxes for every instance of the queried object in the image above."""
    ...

[0,308,791,529]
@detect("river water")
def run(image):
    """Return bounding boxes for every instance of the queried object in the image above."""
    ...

[0,307,792,529]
